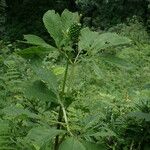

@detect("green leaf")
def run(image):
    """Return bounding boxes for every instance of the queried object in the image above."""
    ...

[0,120,10,135]
[128,112,150,121]
[0,56,4,64]
[92,62,104,80]
[43,10,63,47]
[24,80,58,103]
[61,9,80,32]
[102,55,134,70]
[0,120,16,150]
[2,106,38,119]
[52,66,65,75]
[93,128,117,138]
[25,127,65,149]
[31,65,58,94]
[79,28,131,54]
[81,141,107,150]
[23,34,52,48]
[143,83,150,90]
[59,137,86,150]
[79,28,99,52]
[83,114,102,130]
[92,32,131,53]
[17,46,53,59]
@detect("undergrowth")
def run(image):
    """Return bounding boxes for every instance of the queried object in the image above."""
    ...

[0,10,150,150]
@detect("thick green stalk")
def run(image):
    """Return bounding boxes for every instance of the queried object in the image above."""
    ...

[67,63,76,92]
[54,59,69,150]
[62,59,69,94]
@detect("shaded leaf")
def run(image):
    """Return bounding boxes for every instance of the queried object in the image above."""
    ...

[143,83,150,90]
[144,144,150,150]
[0,120,10,135]
[83,114,102,130]
[24,80,58,103]
[25,127,65,149]
[92,62,104,79]
[0,56,4,64]
[24,34,52,48]
[2,106,38,119]
[128,111,150,121]
[82,141,107,150]
[0,120,16,150]
[31,65,58,93]
[59,137,86,150]
[17,46,53,59]
[102,55,134,70]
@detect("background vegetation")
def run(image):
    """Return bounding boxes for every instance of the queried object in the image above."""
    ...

[1,0,150,40]
[0,0,150,150]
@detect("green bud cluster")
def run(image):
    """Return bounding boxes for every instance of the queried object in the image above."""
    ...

[68,23,81,43]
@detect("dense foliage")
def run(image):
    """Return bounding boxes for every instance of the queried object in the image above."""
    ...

[76,0,150,28]
[1,0,150,41]
[0,8,150,150]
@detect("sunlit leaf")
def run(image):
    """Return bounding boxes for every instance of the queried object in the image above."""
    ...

[61,9,80,31]
[43,10,63,47]
[79,27,131,54]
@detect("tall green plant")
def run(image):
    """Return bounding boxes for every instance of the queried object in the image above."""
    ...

[17,9,131,150]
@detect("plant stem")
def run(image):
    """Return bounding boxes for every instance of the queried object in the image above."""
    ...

[67,63,76,92]
[62,59,69,94]
[54,107,63,150]
[54,59,69,150]
[61,102,73,136]
[74,48,82,64]
[130,140,134,150]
